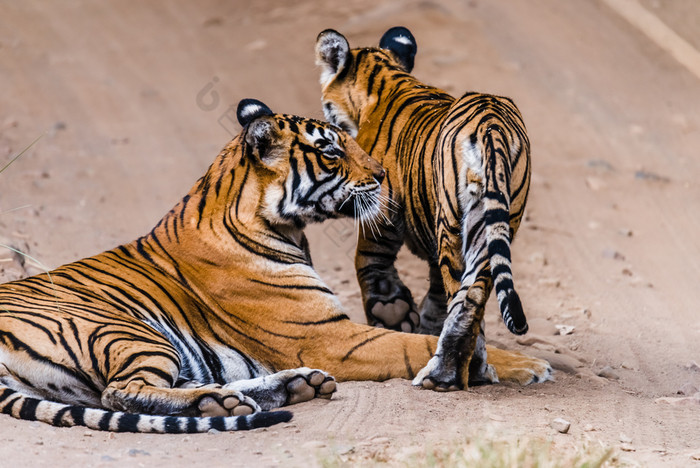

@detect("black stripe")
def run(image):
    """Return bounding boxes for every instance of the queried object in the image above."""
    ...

[109,365,175,386]
[164,415,181,433]
[403,348,414,379]
[341,330,392,361]
[0,394,21,414]
[210,416,226,431]
[70,406,85,426]
[52,406,71,426]
[282,314,349,326]
[18,397,39,420]
[117,412,141,432]
[187,417,198,433]
[248,279,333,295]
[98,411,112,430]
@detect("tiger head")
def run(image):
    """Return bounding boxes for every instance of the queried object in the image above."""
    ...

[314,27,417,138]
[236,99,385,228]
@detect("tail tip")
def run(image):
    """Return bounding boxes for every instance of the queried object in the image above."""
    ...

[504,291,528,335]
[248,410,293,429]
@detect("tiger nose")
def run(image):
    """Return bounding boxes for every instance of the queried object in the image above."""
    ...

[374,168,386,184]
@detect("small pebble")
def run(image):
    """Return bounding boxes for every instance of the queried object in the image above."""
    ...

[583,424,596,432]
[685,361,700,372]
[585,177,605,191]
[620,433,632,444]
[127,449,150,457]
[620,443,635,452]
[597,366,620,380]
[555,324,575,336]
[602,248,625,261]
[551,418,571,434]
[529,251,547,266]
[677,382,699,396]
[334,445,355,456]
[618,228,633,237]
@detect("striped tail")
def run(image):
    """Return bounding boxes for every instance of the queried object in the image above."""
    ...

[0,385,292,433]
[482,126,528,335]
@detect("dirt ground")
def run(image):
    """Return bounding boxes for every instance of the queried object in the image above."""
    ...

[1,0,699,466]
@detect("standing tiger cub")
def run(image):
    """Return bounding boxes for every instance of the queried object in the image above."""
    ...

[315,28,552,390]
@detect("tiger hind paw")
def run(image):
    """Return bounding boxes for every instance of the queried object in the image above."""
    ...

[485,345,554,385]
[197,390,261,418]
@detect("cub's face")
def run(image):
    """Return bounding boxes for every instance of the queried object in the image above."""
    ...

[314,27,418,139]
[237,100,385,228]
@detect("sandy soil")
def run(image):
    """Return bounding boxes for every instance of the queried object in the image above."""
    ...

[1,1,699,466]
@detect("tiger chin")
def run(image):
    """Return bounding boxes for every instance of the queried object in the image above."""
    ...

[315,28,553,390]
[0,98,482,434]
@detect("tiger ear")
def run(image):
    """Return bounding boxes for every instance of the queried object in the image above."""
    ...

[379,26,417,73]
[237,98,274,127]
[237,99,280,162]
[315,29,350,87]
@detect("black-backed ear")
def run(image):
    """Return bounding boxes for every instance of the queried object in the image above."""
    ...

[239,99,280,163]
[379,26,417,72]
[315,29,350,87]
[237,98,274,127]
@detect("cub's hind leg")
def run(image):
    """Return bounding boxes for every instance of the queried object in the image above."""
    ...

[417,264,449,335]
[224,368,336,411]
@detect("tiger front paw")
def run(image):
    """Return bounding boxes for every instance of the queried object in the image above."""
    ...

[283,368,337,405]
[412,355,463,392]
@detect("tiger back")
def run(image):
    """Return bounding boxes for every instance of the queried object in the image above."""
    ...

[315,28,552,390]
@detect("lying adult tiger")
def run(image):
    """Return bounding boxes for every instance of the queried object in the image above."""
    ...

[0,99,546,433]
[315,27,553,390]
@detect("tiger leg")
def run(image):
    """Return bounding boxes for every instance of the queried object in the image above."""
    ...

[417,265,495,386]
[223,368,336,411]
[417,264,449,335]
[100,338,259,418]
[413,273,495,390]
[417,266,500,385]
[294,319,439,382]
[355,220,419,332]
